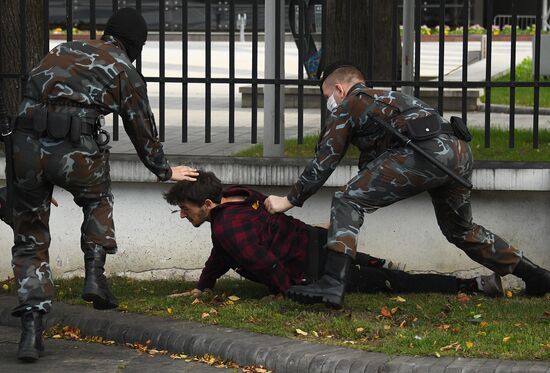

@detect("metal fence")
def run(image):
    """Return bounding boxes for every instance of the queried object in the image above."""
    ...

[3,0,550,150]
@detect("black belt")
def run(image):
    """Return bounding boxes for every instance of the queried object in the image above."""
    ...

[16,116,95,136]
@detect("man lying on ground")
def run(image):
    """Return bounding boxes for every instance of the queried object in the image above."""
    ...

[163,172,503,299]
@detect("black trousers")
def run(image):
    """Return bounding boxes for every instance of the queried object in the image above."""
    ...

[307,226,460,294]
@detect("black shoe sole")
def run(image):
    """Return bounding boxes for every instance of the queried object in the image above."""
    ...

[17,350,39,362]
[287,291,343,309]
[82,292,118,310]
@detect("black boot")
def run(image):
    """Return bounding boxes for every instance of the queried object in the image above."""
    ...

[513,257,550,296]
[286,250,352,309]
[82,247,119,309]
[17,311,43,362]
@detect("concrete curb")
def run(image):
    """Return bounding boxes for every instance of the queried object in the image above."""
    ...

[1,296,549,372]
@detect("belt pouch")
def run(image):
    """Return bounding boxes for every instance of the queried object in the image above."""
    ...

[32,109,48,135]
[405,115,442,141]
[450,116,472,142]
[69,116,82,145]
[46,112,71,139]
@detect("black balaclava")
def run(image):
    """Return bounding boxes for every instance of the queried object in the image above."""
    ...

[104,8,148,62]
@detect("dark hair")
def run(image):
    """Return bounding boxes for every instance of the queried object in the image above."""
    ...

[163,171,222,206]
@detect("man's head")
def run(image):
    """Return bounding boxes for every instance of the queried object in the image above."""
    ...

[319,62,365,111]
[164,171,222,227]
[104,8,148,62]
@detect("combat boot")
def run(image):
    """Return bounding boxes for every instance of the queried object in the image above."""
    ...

[286,250,352,309]
[513,257,550,296]
[17,311,43,362]
[82,247,119,309]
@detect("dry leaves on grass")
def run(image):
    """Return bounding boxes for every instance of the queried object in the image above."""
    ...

[390,296,407,303]
[380,306,398,319]
[126,339,168,356]
[457,293,471,304]
[171,353,271,372]
[440,341,461,352]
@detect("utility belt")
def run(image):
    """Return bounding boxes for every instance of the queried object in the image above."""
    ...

[15,109,110,148]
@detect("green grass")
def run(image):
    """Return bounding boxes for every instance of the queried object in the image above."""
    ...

[482,57,550,108]
[234,128,550,162]
[7,277,548,360]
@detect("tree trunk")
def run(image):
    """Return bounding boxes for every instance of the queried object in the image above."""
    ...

[324,0,401,82]
[0,0,44,117]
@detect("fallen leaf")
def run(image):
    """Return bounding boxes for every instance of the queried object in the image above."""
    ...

[356,327,364,333]
[477,331,487,337]
[473,314,482,319]
[201,312,210,319]
[438,324,451,331]
[295,328,308,336]
[434,352,441,358]
[343,340,355,344]
[311,331,319,337]
[390,296,406,303]
[224,300,234,305]
[52,334,62,339]
[191,298,202,305]
[228,295,240,302]
[380,306,392,318]
[457,293,471,304]
[166,307,173,315]
[543,311,550,317]
[390,307,399,314]
[503,336,511,343]
[465,341,474,349]
[414,335,422,340]
[399,320,407,328]
[209,308,218,315]
[251,200,260,210]
[383,324,391,330]
[505,290,513,298]
[2,284,8,291]
[480,321,488,328]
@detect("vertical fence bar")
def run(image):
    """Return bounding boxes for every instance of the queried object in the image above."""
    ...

[297,0,304,144]
[205,0,211,143]
[228,1,235,143]
[533,0,542,148]
[112,0,119,141]
[274,0,281,145]
[136,0,142,72]
[367,0,374,82]
[66,0,73,42]
[461,0,469,123]
[159,0,166,142]
[414,0,421,97]
[509,0,517,148]
[43,0,50,56]
[90,0,96,40]
[320,0,326,130]
[345,0,351,60]
[437,0,445,115]
[484,0,493,148]
[20,0,27,101]
[182,0,188,142]
[391,0,398,91]
[251,0,258,143]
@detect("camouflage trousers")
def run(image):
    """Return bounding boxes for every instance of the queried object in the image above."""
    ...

[327,134,522,276]
[10,129,116,316]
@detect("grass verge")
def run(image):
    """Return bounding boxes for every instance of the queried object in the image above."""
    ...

[233,128,550,162]
[482,58,550,108]
[5,277,548,360]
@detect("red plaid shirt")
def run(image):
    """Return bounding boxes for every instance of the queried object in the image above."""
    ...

[196,186,310,294]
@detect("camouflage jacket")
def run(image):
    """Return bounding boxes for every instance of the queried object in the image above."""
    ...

[287,82,446,207]
[18,35,171,181]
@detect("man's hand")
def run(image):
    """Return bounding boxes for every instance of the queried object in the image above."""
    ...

[167,288,203,298]
[264,195,293,214]
[169,165,199,182]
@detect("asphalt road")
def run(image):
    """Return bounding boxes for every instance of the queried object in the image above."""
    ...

[0,324,230,373]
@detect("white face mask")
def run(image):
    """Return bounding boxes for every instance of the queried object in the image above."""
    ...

[326,92,338,112]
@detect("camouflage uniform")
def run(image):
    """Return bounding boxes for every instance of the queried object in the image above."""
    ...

[10,35,171,316]
[287,82,521,276]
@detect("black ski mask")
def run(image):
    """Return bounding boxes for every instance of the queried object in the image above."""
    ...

[104,8,148,62]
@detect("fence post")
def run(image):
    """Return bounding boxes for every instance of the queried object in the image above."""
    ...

[401,0,414,96]
[263,0,285,157]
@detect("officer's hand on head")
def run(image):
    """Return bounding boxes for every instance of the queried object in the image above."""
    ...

[169,165,199,182]
[167,288,203,298]
[264,195,293,214]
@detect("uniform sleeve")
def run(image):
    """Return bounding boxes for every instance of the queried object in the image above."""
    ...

[108,73,172,181]
[287,106,354,207]
[196,245,231,291]
[213,218,293,293]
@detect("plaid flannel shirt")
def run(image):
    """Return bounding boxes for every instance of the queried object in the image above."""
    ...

[196,186,310,294]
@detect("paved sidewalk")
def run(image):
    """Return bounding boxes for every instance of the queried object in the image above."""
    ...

[1,296,548,373]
